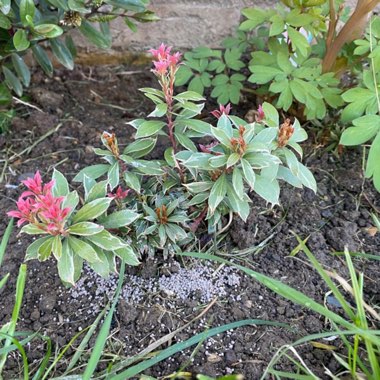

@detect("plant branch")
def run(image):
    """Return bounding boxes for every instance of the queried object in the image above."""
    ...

[322,0,380,73]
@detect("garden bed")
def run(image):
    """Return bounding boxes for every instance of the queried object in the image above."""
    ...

[0,64,379,379]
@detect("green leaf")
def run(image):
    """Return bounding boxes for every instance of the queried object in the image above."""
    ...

[68,236,101,263]
[254,175,279,204]
[20,0,35,26]
[148,103,167,117]
[68,0,91,12]
[262,102,279,127]
[277,166,303,188]
[79,20,111,49]
[227,183,250,222]
[100,210,140,228]
[287,26,310,57]
[340,115,380,146]
[0,0,11,14]
[175,66,194,86]
[20,224,47,235]
[32,45,53,77]
[241,158,255,189]
[114,246,140,266]
[176,133,197,152]
[232,167,244,198]
[135,120,165,138]
[52,168,69,197]
[164,147,175,167]
[73,164,110,182]
[175,119,212,135]
[175,91,204,102]
[211,127,231,147]
[123,171,141,193]
[134,160,164,175]
[226,153,240,168]
[25,237,51,260]
[50,38,74,70]
[52,235,63,260]
[69,222,104,236]
[209,155,228,168]
[88,230,127,251]
[38,237,54,261]
[208,174,227,213]
[248,66,283,84]
[34,24,63,38]
[240,8,268,31]
[13,30,30,51]
[297,163,317,192]
[184,181,214,193]
[269,14,285,36]
[2,67,23,97]
[11,54,30,86]
[65,35,77,58]
[107,161,119,191]
[0,12,11,29]
[57,239,75,284]
[72,198,112,223]
[0,83,11,106]
[123,138,156,158]
[88,246,111,278]
[86,180,108,203]
[62,190,79,218]
[365,133,380,191]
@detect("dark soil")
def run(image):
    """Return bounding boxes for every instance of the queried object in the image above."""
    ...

[0,65,379,379]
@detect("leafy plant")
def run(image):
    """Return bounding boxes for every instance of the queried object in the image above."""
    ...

[340,17,380,191]
[0,0,156,109]
[175,40,248,105]
[7,170,139,285]
[8,44,315,282]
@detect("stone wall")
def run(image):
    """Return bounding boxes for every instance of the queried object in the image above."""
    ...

[73,0,359,53]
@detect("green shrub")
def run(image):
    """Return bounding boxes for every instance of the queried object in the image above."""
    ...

[0,0,156,107]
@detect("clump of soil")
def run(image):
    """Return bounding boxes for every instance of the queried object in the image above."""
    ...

[0,65,379,379]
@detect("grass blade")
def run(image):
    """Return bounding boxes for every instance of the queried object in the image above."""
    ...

[0,263,27,375]
[0,273,9,290]
[291,233,355,321]
[0,218,13,267]
[82,260,126,379]
[0,332,29,379]
[64,306,109,375]
[108,319,287,380]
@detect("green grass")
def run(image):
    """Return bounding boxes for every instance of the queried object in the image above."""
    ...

[179,237,380,380]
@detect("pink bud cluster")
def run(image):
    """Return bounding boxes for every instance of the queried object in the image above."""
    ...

[149,43,181,76]
[107,186,130,201]
[7,171,71,235]
[210,103,231,119]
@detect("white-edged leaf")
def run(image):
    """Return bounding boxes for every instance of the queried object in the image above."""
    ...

[69,222,104,236]
[72,198,112,223]
[100,210,140,228]
[68,235,101,263]
[209,174,227,213]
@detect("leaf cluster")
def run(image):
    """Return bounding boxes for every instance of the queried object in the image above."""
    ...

[340,17,380,192]
[0,0,155,107]
[175,34,249,105]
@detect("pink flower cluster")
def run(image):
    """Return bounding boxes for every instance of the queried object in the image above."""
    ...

[149,43,181,75]
[7,171,71,235]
